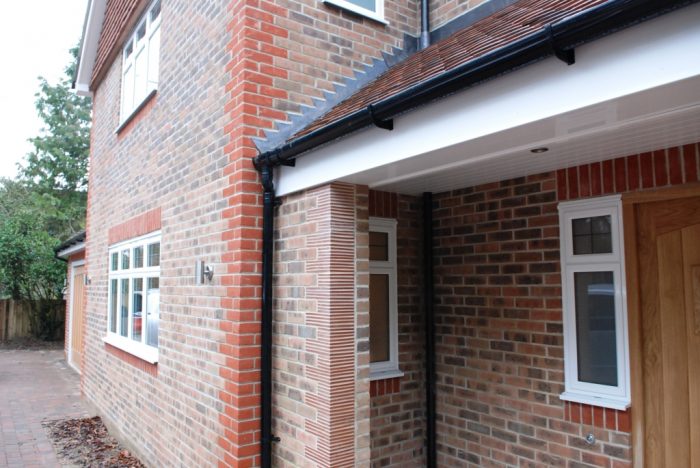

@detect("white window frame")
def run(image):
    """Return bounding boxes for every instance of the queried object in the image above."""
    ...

[104,231,161,363]
[119,0,161,124]
[322,0,387,24]
[369,217,402,380]
[558,195,630,410]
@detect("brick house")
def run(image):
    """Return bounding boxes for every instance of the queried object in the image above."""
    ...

[73,0,700,466]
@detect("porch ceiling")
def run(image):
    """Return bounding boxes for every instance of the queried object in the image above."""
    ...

[354,78,700,195]
[275,3,700,197]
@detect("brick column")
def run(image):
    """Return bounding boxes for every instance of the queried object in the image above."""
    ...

[273,183,370,467]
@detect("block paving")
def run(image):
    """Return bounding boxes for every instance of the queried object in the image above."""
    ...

[0,349,90,468]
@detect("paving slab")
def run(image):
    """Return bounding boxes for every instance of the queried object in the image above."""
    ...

[0,348,90,467]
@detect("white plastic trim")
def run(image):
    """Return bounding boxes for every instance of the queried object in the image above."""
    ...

[559,391,630,411]
[322,0,387,24]
[103,334,159,364]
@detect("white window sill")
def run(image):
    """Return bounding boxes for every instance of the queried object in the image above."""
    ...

[322,0,388,24]
[369,368,404,381]
[560,391,630,411]
[103,334,158,364]
[115,88,157,134]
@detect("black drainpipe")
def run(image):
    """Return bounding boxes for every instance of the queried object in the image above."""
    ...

[260,165,279,468]
[420,0,430,49]
[423,192,436,468]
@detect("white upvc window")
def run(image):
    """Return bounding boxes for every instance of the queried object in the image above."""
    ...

[105,232,161,363]
[120,0,161,122]
[369,217,402,380]
[558,195,630,410]
[322,0,387,24]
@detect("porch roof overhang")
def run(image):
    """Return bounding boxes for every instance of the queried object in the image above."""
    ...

[55,231,87,260]
[266,1,700,197]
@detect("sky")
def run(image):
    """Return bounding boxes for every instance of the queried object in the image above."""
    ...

[0,0,89,180]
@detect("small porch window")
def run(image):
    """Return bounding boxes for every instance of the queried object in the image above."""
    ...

[558,195,630,410]
[369,218,401,380]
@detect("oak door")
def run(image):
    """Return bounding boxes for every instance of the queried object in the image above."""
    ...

[636,195,700,467]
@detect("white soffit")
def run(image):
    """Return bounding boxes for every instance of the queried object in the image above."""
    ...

[275,3,700,196]
[75,0,107,96]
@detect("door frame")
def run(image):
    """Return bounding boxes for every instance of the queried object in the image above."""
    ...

[622,182,700,467]
[67,259,86,373]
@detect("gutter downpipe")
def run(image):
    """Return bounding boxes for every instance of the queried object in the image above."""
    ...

[420,0,430,49]
[423,192,436,468]
[260,164,278,468]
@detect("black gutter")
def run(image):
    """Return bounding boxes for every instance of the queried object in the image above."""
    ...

[420,0,430,49]
[422,193,436,468]
[253,0,696,171]
[260,166,279,468]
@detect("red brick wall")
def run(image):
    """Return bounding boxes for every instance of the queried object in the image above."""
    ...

[429,142,699,466]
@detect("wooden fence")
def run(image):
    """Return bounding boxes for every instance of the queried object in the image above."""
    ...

[0,300,65,341]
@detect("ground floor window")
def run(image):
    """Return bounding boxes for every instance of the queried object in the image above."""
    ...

[369,217,401,379]
[105,232,160,363]
[558,195,630,409]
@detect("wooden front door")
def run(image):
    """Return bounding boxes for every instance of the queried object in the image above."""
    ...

[635,193,700,467]
[70,265,86,372]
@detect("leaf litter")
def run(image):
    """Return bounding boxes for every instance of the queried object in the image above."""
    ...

[43,416,145,467]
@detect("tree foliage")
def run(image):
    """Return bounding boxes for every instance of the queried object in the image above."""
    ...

[20,46,91,239]
[0,45,91,339]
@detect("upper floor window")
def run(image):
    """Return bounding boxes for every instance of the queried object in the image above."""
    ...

[323,0,386,24]
[120,0,161,122]
[369,217,401,379]
[558,196,630,410]
[106,232,161,363]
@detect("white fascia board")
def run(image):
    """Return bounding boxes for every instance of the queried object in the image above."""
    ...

[75,0,107,96]
[275,3,700,197]
[57,242,86,260]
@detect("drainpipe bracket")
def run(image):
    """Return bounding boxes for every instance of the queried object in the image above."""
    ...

[546,24,575,65]
[368,104,394,131]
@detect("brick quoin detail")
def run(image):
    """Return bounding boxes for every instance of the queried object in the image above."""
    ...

[107,208,162,245]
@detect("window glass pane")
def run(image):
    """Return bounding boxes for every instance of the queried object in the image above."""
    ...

[121,249,130,270]
[137,22,146,41]
[572,215,612,255]
[574,271,617,386]
[148,243,160,267]
[120,279,130,337]
[110,279,118,333]
[111,252,119,271]
[125,41,133,58]
[151,0,161,20]
[369,231,388,261]
[146,277,160,347]
[132,278,143,342]
[369,273,390,363]
[133,246,144,268]
[348,0,376,12]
